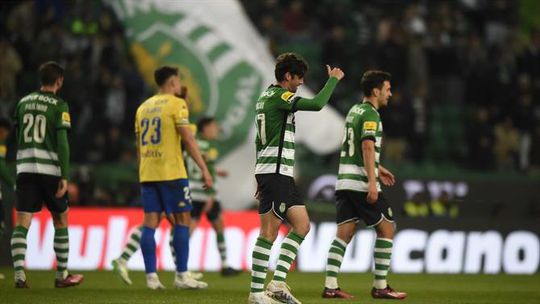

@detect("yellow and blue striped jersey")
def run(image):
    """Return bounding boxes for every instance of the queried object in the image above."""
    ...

[135,94,189,182]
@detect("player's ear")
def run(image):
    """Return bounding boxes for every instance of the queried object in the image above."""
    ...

[284,72,291,81]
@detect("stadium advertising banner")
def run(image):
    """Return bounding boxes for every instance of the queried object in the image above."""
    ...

[22,208,539,274]
[107,0,345,210]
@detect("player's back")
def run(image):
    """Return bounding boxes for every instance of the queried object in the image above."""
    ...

[336,102,382,192]
[135,94,189,183]
[14,91,70,177]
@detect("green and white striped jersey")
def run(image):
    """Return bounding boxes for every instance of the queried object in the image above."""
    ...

[14,91,71,177]
[336,102,382,192]
[187,136,218,201]
[255,85,298,177]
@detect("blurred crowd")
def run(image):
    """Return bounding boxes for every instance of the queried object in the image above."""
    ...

[0,0,145,205]
[242,0,540,173]
[0,0,145,164]
[0,0,539,207]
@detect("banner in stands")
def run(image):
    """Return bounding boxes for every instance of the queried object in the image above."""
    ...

[22,208,539,274]
[107,0,345,209]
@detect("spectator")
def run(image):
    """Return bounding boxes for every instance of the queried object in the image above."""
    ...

[430,191,459,218]
[494,116,520,170]
[0,35,22,113]
[467,107,495,170]
[404,193,430,217]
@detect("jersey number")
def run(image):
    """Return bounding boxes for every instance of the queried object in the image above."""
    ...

[23,113,47,143]
[141,117,161,145]
[341,127,355,157]
[256,113,266,145]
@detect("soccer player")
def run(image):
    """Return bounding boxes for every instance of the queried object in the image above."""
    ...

[111,85,202,285]
[321,71,407,300]
[0,117,15,280]
[135,66,212,290]
[188,117,240,277]
[10,61,83,288]
[249,53,344,304]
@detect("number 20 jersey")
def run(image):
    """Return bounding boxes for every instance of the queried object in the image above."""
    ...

[14,91,71,177]
[135,94,189,182]
[335,102,382,193]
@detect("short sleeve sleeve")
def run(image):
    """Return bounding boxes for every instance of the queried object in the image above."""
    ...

[57,102,71,129]
[173,98,190,126]
[359,110,380,141]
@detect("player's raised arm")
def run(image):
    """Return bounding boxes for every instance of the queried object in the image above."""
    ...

[178,125,213,189]
[293,65,345,111]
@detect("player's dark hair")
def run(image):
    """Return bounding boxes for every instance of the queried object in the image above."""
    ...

[154,66,179,87]
[275,52,308,82]
[0,117,11,130]
[39,61,64,86]
[361,70,392,97]
[197,117,216,133]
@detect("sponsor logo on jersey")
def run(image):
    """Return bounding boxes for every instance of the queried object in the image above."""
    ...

[281,91,295,102]
[62,112,71,123]
[363,121,377,131]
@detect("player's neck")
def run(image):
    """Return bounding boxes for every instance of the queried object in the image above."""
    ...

[158,86,178,96]
[40,85,58,94]
[276,81,290,91]
[363,98,379,110]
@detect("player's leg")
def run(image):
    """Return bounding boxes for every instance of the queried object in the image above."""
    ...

[112,224,142,285]
[11,173,42,288]
[265,176,306,304]
[265,205,308,304]
[166,179,206,289]
[44,174,84,288]
[50,211,84,288]
[369,195,406,300]
[208,201,240,276]
[322,221,356,299]
[11,212,32,288]
[141,211,165,289]
[249,210,281,303]
[139,183,165,289]
[118,225,143,262]
[322,191,359,299]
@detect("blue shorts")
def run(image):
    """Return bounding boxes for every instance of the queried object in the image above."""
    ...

[141,179,192,214]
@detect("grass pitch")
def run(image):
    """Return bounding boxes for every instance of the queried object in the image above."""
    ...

[0,268,538,304]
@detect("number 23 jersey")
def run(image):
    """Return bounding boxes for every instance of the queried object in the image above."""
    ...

[135,94,189,182]
[336,102,383,193]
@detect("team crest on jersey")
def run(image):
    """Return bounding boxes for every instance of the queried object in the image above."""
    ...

[279,202,286,213]
[179,201,186,208]
[281,91,295,102]
[388,208,393,217]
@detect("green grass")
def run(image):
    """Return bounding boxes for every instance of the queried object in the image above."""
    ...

[0,268,539,304]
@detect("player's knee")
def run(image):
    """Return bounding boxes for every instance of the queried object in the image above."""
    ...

[51,213,68,228]
[293,221,310,237]
[259,229,278,242]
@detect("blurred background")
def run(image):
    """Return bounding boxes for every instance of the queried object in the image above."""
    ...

[0,0,538,274]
